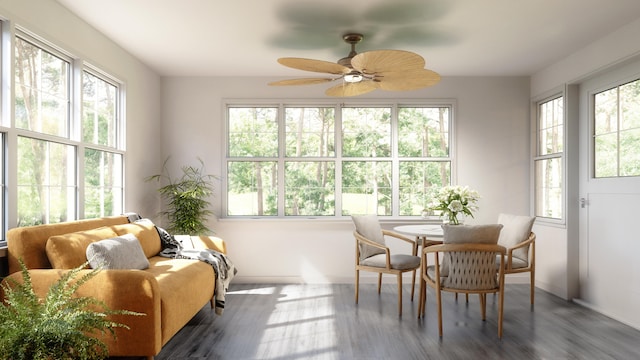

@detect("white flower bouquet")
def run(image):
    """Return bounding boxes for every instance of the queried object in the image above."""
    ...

[428,185,480,225]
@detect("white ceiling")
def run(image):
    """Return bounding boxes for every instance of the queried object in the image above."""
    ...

[55,0,640,78]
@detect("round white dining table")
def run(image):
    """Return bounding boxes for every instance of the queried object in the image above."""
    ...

[393,224,444,239]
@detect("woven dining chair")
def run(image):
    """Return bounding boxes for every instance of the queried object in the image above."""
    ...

[418,224,506,338]
[352,215,421,316]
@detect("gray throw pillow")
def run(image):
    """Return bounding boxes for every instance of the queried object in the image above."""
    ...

[351,215,386,260]
[86,233,150,270]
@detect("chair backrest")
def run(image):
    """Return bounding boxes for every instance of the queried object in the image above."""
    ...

[496,213,535,262]
[351,215,386,260]
[440,224,503,276]
[442,244,504,290]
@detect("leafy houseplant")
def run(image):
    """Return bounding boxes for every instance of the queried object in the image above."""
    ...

[147,157,217,235]
[428,185,480,225]
[0,261,142,360]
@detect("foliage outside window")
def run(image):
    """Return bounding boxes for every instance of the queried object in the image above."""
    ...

[14,32,123,226]
[226,103,452,217]
[534,96,563,219]
[594,79,640,178]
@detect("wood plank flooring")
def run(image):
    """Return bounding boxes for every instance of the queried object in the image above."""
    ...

[113,283,640,359]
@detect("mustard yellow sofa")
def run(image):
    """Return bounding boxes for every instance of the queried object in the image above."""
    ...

[2,215,226,359]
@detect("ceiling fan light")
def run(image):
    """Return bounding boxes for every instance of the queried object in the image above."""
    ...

[344,72,363,83]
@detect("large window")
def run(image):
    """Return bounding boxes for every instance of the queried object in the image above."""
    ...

[225,103,453,217]
[534,96,564,219]
[594,79,640,178]
[14,32,124,226]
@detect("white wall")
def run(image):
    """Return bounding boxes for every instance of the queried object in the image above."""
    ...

[0,0,163,218]
[160,76,531,283]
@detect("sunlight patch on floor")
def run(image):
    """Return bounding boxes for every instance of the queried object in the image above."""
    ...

[255,284,340,359]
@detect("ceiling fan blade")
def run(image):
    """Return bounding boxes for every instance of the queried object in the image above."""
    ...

[325,81,378,97]
[268,78,335,86]
[277,57,350,75]
[375,69,441,91]
[351,50,426,74]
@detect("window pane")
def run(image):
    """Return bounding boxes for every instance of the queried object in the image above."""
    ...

[535,158,562,219]
[342,161,392,215]
[620,129,640,176]
[285,161,335,216]
[83,72,118,147]
[595,88,618,135]
[15,37,70,137]
[399,161,451,216]
[595,133,618,177]
[285,107,335,157]
[227,161,277,216]
[84,149,123,218]
[538,97,563,155]
[17,136,76,226]
[342,107,391,157]
[228,107,278,157]
[594,79,640,178]
[620,80,640,131]
[398,107,449,157]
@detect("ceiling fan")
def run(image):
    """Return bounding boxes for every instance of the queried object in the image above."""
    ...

[268,33,441,97]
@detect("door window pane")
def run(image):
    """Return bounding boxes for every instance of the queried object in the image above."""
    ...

[594,79,640,178]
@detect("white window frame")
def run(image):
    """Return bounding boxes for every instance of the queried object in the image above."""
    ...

[533,93,565,223]
[223,99,456,219]
[9,27,125,227]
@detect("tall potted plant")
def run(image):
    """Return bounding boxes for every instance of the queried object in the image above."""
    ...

[0,261,142,360]
[147,157,217,235]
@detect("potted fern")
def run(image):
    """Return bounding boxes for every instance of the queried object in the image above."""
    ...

[0,261,142,360]
[147,157,217,235]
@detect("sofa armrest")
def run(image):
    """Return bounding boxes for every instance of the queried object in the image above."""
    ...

[3,269,162,357]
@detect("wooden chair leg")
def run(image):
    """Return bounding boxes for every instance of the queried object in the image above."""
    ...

[498,289,504,338]
[355,269,360,304]
[377,273,382,294]
[479,293,486,320]
[530,269,535,305]
[418,276,424,318]
[397,273,403,316]
[411,268,416,301]
[436,286,443,337]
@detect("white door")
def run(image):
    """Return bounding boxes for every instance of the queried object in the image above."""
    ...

[578,60,640,329]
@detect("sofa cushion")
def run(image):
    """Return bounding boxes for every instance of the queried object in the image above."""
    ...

[146,256,215,343]
[111,219,162,258]
[86,233,150,270]
[46,226,119,269]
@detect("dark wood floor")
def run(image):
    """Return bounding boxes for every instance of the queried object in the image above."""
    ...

[114,283,640,359]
